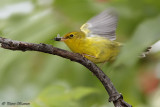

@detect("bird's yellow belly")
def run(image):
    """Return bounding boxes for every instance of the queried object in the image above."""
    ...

[81,42,120,63]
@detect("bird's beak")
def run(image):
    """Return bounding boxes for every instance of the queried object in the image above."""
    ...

[54,37,67,41]
[60,37,67,41]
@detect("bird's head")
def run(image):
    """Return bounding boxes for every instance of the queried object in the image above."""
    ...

[61,31,85,42]
[54,31,85,49]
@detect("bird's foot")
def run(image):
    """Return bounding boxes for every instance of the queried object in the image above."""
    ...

[82,53,96,58]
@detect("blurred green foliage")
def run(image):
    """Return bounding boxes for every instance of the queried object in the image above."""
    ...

[0,0,160,107]
[31,84,98,107]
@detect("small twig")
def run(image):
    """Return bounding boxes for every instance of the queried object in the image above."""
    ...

[0,37,132,107]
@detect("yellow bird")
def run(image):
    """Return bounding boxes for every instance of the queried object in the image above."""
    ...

[55,9,121,63]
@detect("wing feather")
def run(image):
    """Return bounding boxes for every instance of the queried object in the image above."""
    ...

[80,9,118,40]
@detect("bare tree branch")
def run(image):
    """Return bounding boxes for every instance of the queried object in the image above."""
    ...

[0,37,132,107]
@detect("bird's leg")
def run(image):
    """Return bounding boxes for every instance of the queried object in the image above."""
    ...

[82,53,97,58]
[81,53,99,76]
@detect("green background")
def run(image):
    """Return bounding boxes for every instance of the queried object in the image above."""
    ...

[0,0,160,107]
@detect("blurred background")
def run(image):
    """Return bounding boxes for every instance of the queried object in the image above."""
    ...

[0,0,160,107]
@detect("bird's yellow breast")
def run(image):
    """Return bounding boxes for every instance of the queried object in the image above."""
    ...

[64,36,121,63]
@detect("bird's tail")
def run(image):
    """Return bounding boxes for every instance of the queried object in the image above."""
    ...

[140,47,152,58]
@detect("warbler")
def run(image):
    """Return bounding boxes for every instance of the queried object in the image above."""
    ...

[54,9,149,63]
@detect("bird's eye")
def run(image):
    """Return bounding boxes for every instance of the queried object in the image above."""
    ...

[70,34,74,37]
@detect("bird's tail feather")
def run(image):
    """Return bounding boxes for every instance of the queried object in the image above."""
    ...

[140,47,152,58]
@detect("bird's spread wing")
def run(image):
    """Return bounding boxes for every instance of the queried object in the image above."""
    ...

[80,9,118,40]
